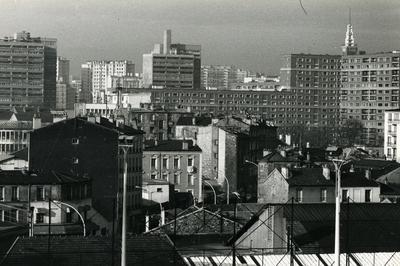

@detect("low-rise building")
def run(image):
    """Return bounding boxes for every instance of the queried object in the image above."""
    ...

[143,140,202,201]
[0,170,110,235]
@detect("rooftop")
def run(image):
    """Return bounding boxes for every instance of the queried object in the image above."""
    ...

[176,116,212,126]
[144,140,201,152]
[0,170,90,185]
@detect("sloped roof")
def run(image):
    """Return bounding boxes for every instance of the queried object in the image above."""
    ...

[144,140,202,152]
[287,168,335,187]
[11,148,28,161]
[341,171,380,187]
[176,116,212,126]
[259,151,300,163]
[1,235,186,266]
[0,170,90,185]
[146,206,239,235]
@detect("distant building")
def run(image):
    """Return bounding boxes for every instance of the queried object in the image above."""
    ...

[341,51,400,146]
[29,117,144,232]
[0,31,57,109]
[0,148,28,170]
[143,30,201,89]
[142,140,202,201]
[201,65,238,90]
[56,56,70,84]
[0,109,66,155]
[80,60,135,103]
[141,179,173,204]
[70,79,81,103]
[56,82,75,110]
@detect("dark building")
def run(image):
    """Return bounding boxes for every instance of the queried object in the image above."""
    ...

[29,117,144,232]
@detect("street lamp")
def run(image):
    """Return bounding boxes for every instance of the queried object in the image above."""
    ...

[332,158,346,266]
[202,179,217,204]
[216,170,230,205]
[52,200,86,237]
[244,159,258,168]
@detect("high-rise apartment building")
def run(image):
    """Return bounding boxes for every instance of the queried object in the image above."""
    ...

[56,56,70,84]
[340,52,400,145]
[80,60,135,103]
[339,18,400,145]
[201,65,238,90]
[0,31,57,109]
[143,30,201,89]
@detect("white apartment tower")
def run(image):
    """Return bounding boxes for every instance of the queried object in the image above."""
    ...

[80,60,135,103]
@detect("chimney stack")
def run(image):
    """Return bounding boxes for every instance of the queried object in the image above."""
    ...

[349,164,355,173]
[163,29,171,55]
[281,166,289,179]
[32,113,42,130]
[322,165,331,180]
[182,141,189,150]
[280,150,286,158]
[365,169,371,179]
[285,134,291,146]
[192,117,196,126]
[306,142,310,148]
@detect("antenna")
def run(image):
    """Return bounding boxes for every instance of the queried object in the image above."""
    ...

[349,8,351,25]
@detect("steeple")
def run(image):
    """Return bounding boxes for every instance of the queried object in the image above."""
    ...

[341,8,358,55]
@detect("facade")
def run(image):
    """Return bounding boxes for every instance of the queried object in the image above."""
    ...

[70,79,81,103]
[0,31,57,109]
[56,56,70,84]
[142,140,202,201]
[141,180,173,204]
[80,63,92,103]
[29,117,144,232]
[80,60,134,104]
[143,30,201,89]
[0,109,65,155]
[341,52,400,145]
[384,109,400,161]
[175,116,218,181]
[216,117,279,201]
[56,82,75,110]
[0,170,110,236]
[201,65,238,90]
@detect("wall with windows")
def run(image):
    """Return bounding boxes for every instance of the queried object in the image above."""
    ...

[341,186,380,203]
[384,110,400,162]
[142,149,202,201]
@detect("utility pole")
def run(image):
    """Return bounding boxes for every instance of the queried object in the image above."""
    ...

[333,159,345,266]
[48,191,52,263]
[120,145,130,266]
[290,197,294,266]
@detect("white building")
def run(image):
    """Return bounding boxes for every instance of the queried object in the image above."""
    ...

[81,60,135,104]
[384,109,400,161]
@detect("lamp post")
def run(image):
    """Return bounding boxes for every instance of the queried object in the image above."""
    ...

[332,159,345,266]
[119,145,130,266]
[202,180,217,204]
[52,200,86,237]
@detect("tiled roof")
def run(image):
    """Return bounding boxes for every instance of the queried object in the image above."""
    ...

[0,170,90,185]
[144,140,202,152]
[287,168,335,187]
[2,235,186,266]
[341,171,380,187]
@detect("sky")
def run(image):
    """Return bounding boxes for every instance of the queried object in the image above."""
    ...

[1,0,399,77]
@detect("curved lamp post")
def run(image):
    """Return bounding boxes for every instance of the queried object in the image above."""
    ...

[202,180,217,204]
[52,200,86,237]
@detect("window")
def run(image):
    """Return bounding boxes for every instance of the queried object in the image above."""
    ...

[11,186,18,201]
[187,157,193,167]
[342,189,348,202]
[36,213,44,224]
[72,157,79,164]
[174,157,180,169]
[320,188,327,202]
[37,186,45,201]
[151,157,157,169]
[72,138,79,145]
[188,174,194,186]
[0,186,4,201]
[365,189,371,202]
[162,157,168,169]
[150,173,156,180]
[296,188,303,202]
[162,172,168,180]
[157,188,163,192]
[174,173,180,184]
[187,189,193,195]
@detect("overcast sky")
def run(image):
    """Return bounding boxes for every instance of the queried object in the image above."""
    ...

[1,0,399,77]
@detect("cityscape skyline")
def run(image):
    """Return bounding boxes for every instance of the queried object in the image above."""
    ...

[1,0,399,76]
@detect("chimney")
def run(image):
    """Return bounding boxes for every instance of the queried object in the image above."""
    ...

[163,29,171,55]
[280,150,286,158]
[263,149,272,157]
[192,117,196,126]
[306,142,310,148]
[281,166,289,179]
[365,169,371,180]
[349,164,355,173]
[154,139,158,146]
[182,141,189,150]
[279,134,283,140]
[32,113,42,130]
[322,165,330,180]
[145,214,150,232]
[285,134,291,146]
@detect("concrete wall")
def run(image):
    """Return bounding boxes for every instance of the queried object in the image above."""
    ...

[341,186,380,203]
